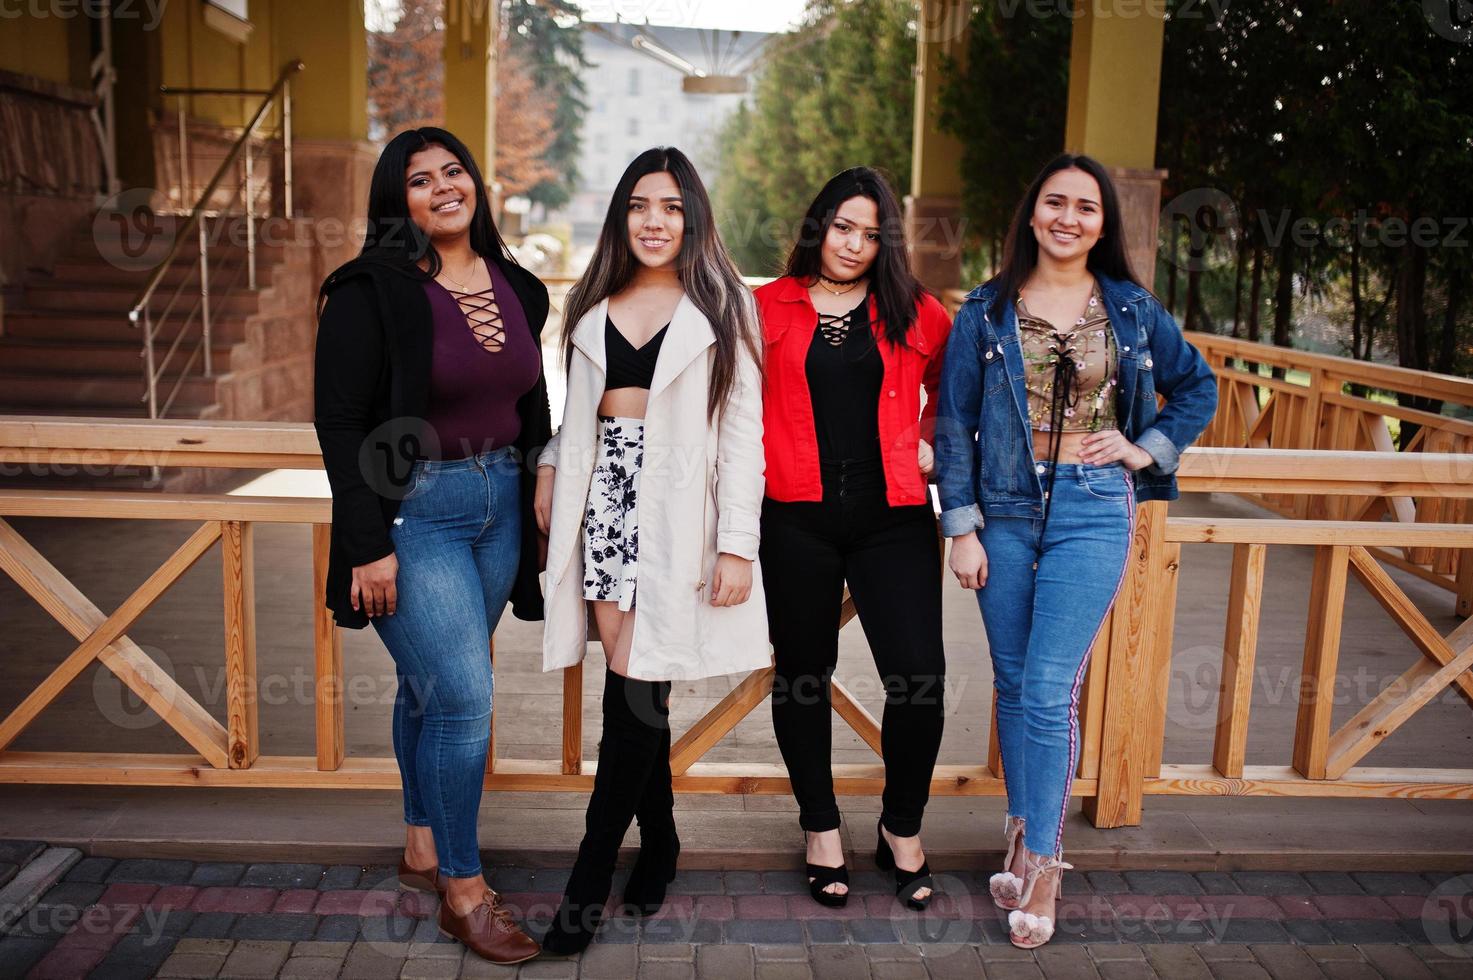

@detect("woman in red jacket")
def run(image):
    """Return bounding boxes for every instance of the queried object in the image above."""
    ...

[755,167,952,911]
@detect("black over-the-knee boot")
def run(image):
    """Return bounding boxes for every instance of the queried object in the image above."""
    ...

[541,669,671,955]
[622,719,679,915]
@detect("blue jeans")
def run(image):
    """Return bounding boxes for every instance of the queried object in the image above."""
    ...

[976,462,1134,858]
[370,446,522,879]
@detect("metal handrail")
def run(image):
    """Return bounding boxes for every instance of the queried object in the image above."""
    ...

[129,60,303,420]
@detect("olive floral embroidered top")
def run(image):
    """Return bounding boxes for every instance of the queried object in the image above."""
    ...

[1016,282,1119,434]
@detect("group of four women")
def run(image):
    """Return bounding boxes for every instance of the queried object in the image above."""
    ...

[313,128,1218,965]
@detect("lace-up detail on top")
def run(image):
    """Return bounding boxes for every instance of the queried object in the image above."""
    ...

[445,282,506,354]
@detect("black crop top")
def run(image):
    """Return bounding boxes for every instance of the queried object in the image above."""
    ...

[605,316,669,390]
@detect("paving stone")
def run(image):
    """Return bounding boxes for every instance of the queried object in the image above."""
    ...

[230,912,319,942]
[1087,873,1130,895]
[1149,916,1216,944]
[273,888,320,914]
[521,958,582,978]
[667,870,725,895]
[1232,874,1311,896]
[525,868,569,893]
[241,863,327,890]
[636,961,696,980]
[866,962,924,979]
[279,955,346,979]
[805,919,848,944]
[457,949,522,978]
[1358,944,1437,979]
[0,847,83,931]
[1280,919,1333,944]
[0,864,14,889]
[1313,964,1380,980]
[93,932,179,971]
[978,943,1039,962]
[0,936,53,976]
[1035,944,1101,977]
[1301,873,1361,896]
[186,913,239,939]
[61,857,116,884]
[317,865,363,891]
[36,880,106,909]
[1198,945,1258,961]
[191,863,248,888]
[1349,872,1432,896]
[596,916,640,944]
[316,889,401,917]
[737,894,789,918]
[107,858,193,885]
[0,840,45,866]
[1320,918,1410,944]
[1311,896,1397,920]
[638,916,704,945]
[1395,917,1436,945]
[1141,944,1214,980]
[358,913,422,945]
[1203,963,1272,980]
[849,919,899,943]
[764,871,808,894]
[1123,871,1205,896]
[863,944,922,962]
[1089,944,1147,962]
[918,945,982,980]
[218,938,293,979]
[1216,919,1292,945]
[1197,873,1244,896]
[697,944,754,979]
[645,942,696,961]
[1063,871,1095,895]
[156,948,228,978]
[340,940,409,979]
[192,887,280,915]
[314,914,362,941]
[724,919,804,944]
[29,944,109,978]
[581,940,640,977]
[1245,944,1326,980]
[400,951,463,979]
[1302,946,1366,962]
[726,872,765,895]
[811,944,872,980]
[1096,962,1159,980]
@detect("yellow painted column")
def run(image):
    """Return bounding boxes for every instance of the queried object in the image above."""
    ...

[442,0,499,199]
[906,0,968,296]
[1064,3,1169,289]
[271,0,367,142]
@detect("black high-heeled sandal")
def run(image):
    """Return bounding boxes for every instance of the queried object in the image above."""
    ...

[803,830,849,909]
[874,818,934,911]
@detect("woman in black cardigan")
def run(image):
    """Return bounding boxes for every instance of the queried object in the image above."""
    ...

[314,128,547,965]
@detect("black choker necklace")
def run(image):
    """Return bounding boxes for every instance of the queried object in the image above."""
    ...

[817,272,864,296]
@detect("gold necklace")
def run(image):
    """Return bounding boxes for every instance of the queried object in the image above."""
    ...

[438,257,481,292]
[816,274,862,296]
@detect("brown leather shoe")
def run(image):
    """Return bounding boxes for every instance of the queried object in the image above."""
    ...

[397,856,444,894]
[438,889,540,964]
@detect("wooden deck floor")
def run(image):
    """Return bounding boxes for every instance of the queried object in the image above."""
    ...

[1,489,1470,868]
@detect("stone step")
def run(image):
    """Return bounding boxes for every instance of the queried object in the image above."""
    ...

[1,310,248,345]
[0,338,236,376]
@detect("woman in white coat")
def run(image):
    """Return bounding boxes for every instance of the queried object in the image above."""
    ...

[533,147,769,954]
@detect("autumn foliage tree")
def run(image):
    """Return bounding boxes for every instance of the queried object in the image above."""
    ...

[367,0,563,199]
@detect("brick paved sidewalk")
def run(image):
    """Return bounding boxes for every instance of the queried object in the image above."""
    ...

[1,841,1469,978]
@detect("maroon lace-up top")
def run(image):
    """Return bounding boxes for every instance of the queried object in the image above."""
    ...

[422,258,541,460]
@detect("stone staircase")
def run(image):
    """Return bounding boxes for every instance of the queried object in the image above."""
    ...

[0,212,321,490]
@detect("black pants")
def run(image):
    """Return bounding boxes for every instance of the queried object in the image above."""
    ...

[760,461,946,837]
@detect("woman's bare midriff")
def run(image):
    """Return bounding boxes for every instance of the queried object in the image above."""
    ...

[599,387,649,419]
[1031,429,1094,464]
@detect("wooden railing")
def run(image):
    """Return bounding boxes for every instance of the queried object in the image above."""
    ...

[0,418,1469,828]
[1187,333,1473,619]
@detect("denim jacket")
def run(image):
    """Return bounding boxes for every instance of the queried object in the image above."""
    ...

[934,273,1218,536]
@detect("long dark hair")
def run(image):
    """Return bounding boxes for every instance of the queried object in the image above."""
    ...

[361,126,514,275]
[562,147,759,421]
[988,153,1140,321]
[783,167,926,347]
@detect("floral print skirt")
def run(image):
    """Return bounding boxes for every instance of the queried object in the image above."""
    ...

[582,415,644,610]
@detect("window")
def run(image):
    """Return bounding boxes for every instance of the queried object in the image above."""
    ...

[628,68,641,96]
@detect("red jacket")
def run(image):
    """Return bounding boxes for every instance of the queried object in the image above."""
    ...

[756,275,953,508]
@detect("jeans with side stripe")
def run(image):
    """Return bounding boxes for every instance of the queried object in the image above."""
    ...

[975,461,1134,858]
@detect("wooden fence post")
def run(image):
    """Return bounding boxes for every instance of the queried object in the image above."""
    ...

[1083,500,1168,828]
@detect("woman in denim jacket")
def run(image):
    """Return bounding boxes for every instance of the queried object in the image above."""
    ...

[933,154,1217,949]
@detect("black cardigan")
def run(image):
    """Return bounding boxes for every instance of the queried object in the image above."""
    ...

[313,251,552,629]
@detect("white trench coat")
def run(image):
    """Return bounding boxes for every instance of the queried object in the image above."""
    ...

[539,294,771,681]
